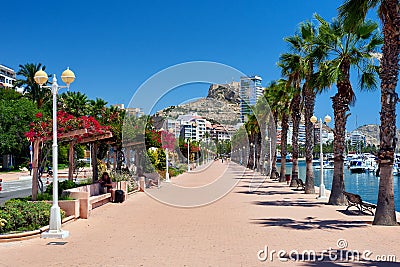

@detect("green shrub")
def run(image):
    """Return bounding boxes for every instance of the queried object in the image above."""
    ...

[0,199,65,234]
[45,180,79,196]
[37,193,52,201]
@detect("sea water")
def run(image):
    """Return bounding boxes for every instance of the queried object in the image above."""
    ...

[279,161,400,211]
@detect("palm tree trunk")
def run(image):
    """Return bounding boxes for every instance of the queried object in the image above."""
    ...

[271,112,279,179]
[290,93,301,186]
[328,92,349,205]
[248,133,255,169]
[279,113,289,182]
[303,81,316,193]
[373,0,400,225]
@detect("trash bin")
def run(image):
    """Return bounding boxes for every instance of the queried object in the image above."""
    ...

[285,174,291,184]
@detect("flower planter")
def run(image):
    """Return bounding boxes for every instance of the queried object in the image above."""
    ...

[45,199,80,218]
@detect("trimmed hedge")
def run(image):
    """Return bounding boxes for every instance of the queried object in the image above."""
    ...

[0,199,65,234]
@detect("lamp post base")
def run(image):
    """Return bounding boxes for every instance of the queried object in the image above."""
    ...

[41,205,69,239]
[165,173,170,182]
[317,184,327,200]
[41,229,69,239]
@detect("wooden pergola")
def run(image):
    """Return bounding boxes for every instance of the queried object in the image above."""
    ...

[31,129,113,200]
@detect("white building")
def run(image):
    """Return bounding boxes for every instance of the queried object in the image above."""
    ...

[174,113,232,142]
[125,107,144,118]
[349,131,366,146]
[177,113,209,141]
[0,64,16,88]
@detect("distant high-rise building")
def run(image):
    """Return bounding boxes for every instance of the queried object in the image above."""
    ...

[239,75,263,122]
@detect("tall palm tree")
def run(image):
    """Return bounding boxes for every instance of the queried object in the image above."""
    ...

[59,91,89,117]
[265,79,293,181]
[245,114,260,170]
[15,63,49,108]
[339,0,400,225]
[315,14,382,205]
[253,92,272,174]
[285,20,325,193]
[264,81,283,179]
[278,53,304,184]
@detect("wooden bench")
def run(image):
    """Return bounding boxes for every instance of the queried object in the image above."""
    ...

[343,191,376,215]
[292,178,305,190]
[143,172,160,188]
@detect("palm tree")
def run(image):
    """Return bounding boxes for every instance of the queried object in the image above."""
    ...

[265,79,293,181]
[285,20,325,193]
[253,93,272,174]
[278,53,304,185]
[339,0,400,225]
[59,91,89,117]
[315,14,382,205]
[89,98,108,119]
[245,114,260,170]
[15,63,49,108]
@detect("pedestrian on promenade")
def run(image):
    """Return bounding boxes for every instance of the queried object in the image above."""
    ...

[99,172,113,193]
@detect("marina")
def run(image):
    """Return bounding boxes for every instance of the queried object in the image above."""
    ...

[280,160,400,211]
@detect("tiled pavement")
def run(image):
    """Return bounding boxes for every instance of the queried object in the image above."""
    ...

[1,160,399,266]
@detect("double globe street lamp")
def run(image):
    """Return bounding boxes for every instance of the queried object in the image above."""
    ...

[310,114,331,199]
[34,67,75,239]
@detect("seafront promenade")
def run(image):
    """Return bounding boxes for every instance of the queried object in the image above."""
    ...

[1,160,399,266]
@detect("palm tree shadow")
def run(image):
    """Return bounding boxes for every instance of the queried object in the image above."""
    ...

[252,199,322,207]
[237,190,298,196]
[252,217,368,230]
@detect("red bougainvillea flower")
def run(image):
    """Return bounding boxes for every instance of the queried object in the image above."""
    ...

[25,111,111,142]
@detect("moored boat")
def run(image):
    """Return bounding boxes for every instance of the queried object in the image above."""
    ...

[314,160,334,169]
[349,159,366,173]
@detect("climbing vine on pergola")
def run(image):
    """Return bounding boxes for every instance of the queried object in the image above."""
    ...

[26,111,113,200]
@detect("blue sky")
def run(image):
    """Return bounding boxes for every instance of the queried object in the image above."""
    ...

[2,0,395,131]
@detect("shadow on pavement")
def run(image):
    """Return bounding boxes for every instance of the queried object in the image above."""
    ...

[297,259,398,267]
[251,218,368,230]
[236,190,298,196]
[252,199,322,207]
[337,209,374,217]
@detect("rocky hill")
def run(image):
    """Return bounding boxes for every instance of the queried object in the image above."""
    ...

[156,98,241,126]
[351,124,400,146]
[206,81,240,105]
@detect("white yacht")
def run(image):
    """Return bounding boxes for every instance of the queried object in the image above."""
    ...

[349,159,367,173]
[364,156,377,172]
[314,160,334,169]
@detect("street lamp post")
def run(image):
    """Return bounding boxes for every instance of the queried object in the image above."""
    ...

[160,127,170,182]
[165,147,170,182]
[34,67,75,239]
[269,138,272,176]
[310,114,331,199]
[187,138,190,172]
